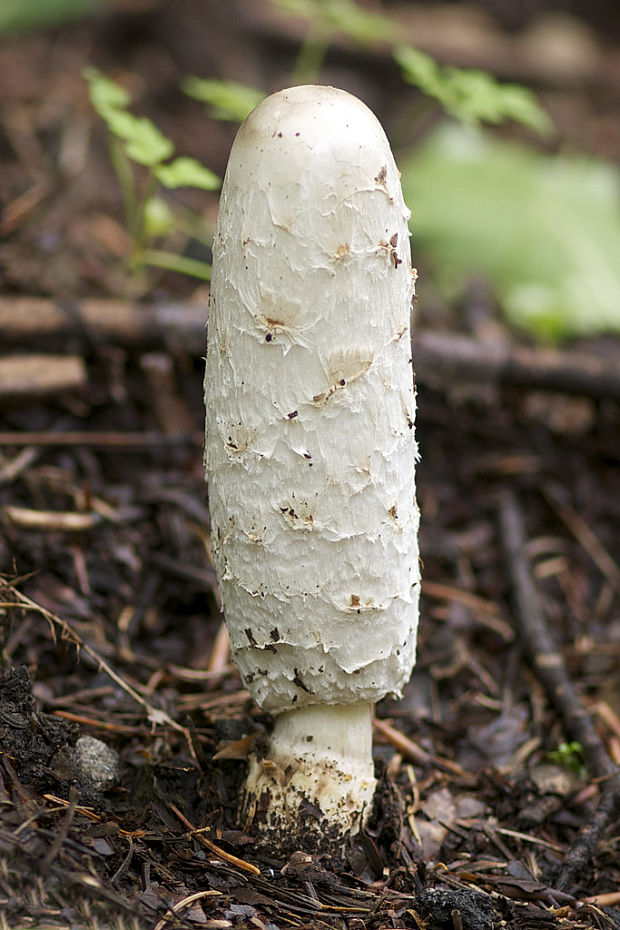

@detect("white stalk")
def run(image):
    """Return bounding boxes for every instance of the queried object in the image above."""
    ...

[245,702,375,837]
[204,85,420,847]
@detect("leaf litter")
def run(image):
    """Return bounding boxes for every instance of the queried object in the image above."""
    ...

[1,4,620,928]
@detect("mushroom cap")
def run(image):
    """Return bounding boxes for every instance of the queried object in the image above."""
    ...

[205,86,420,713]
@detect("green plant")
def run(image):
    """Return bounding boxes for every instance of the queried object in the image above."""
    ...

[182,2,550,139]
[546,741,587,776]
[182,77,265,123]
[267,0,550,136]
[84,67,220,286]
[394,45,552,133]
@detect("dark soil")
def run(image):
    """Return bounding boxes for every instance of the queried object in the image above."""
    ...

[1,2,620,929]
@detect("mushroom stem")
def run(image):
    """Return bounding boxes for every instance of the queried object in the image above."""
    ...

[246,701,376,841]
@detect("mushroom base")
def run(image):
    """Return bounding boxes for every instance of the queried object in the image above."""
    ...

[243,701,376,854]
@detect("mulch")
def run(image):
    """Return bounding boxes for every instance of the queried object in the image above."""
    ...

[1,2,619,928]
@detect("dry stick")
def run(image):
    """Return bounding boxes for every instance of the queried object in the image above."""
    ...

[2,505,101,532]
[3,297,620,400]
[151,889,223,930]
[372,716,469,778]
[498,491,620,892]
[42,786,79,866]
[0,297,205,353]
[168,803,260,875]
[0,354,86,400]
[414,331,620,402]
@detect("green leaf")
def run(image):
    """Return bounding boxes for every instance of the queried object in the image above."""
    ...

[107,111,174,167]
[401,123,620,340]
[546,742,586,774]
[101,107,140,139]
[154,157,221,190]
[83,66,131,117]
[123,118,174,167]
[393,46,441,98]
[143,197,176,238]
[182,77,265,123]
[84,69,174,166]
[395,44,552,134]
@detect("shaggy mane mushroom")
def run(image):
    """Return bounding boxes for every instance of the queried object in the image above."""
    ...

[204,85,420,853]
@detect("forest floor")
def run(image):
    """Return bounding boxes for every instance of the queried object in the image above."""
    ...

[1,2,619,929]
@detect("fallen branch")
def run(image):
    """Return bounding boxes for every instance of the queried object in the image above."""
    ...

[0,354,86,400]
[498,490,620,892]
[414,330,620,401]
[3,297,620,400]
[0,296,205,353]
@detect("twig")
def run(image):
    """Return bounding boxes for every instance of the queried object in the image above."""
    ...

[0,296,205,353]
[498,490,620,891]
[42,787,79,866]
[0,181,51,235]
[372,716,433,766]
[373,717,468,778]
[168,803,260,875]
[0,354,86,400]
[141,352,194,438]
[422,579,513,641]
[580,891,620,907]
[52,710,144,734]
[0,446,39,484]
[3,297,620,400]
[206,621,230,674]
[2,505,101,532]
[559,788,620,892]
[151,889,223,930]
[414,330,620,401]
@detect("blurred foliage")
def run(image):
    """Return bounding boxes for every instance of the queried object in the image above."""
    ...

[84,66,220,182]
[154,156,221,191]
[401,124,620,340]
[84,67,219,287]
[0,0,99,34]
[182,77,265,123]
[395,45,552,134]
[546,742,587,777]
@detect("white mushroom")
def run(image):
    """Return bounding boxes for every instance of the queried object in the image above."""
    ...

[204,85,420,848]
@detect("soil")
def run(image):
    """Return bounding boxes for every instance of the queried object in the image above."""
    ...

[1,2,620,929]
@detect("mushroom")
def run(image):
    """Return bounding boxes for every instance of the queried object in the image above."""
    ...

[204,86,420,850]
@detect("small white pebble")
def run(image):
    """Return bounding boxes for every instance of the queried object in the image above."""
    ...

[74,735,119,792]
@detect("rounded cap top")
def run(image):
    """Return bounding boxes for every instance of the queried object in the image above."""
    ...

[224,85,399,205]
[240,84,385,148]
